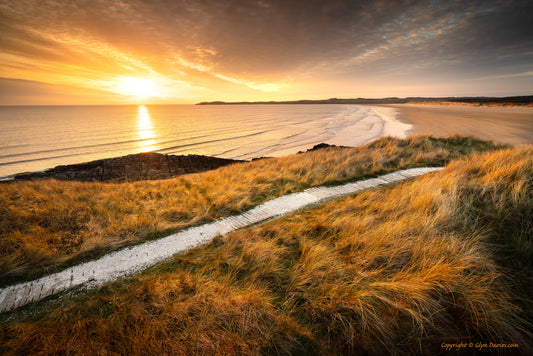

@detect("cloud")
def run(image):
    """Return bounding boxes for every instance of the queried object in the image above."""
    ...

[0,76,122,104]
[474,71,533,80]
[0,0,532,103]
[213,73,284,92]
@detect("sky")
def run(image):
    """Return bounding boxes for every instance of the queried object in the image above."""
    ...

[0,0,532,105]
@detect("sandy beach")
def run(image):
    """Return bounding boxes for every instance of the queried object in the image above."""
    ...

[248,105,413,158]
[386,104,533,145]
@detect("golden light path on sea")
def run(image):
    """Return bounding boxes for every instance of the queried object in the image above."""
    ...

[137,105,157,152]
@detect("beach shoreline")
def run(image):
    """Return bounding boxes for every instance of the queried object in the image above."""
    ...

[0,104,414,177]
[384,103,533,146]
[4,102,531,178]
[267,105,412,157]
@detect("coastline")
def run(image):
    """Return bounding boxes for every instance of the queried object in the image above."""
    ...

[384,103,533,146]
[196,95,533,107]
[0,105,415,177]
[6,101,530,179]
[322,105,412,147]
[268,105,412,158]
[1,105,413,178]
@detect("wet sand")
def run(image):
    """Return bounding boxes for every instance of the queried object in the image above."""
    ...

[267,105,412,158]
[386,104,533,145]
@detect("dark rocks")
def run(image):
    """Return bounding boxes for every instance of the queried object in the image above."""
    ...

[297,143,349,154]
[251,156,271,161]
[13,153,241,182]
[308,143,336,151]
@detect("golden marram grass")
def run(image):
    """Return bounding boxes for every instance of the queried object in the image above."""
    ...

[1,136,531,354]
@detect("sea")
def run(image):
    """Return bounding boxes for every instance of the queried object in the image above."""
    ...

[0,104,409,178]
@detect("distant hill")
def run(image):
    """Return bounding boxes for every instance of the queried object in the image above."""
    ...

[197,95,533,106]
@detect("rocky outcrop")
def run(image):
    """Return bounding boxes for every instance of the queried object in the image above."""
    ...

[297,143,348,154]
[13,153,241,182]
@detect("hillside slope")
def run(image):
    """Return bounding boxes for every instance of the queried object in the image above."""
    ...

[0,135,502,286]
[1,142,531,355]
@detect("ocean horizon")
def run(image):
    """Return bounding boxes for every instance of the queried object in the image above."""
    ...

[0,104,409,178]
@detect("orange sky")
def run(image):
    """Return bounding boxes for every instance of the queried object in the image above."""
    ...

[1,0,532,105]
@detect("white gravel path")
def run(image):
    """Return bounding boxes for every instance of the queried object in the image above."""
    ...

[0,167,442,313]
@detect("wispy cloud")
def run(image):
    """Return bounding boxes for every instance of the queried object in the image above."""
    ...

[213,73,284,92]
[174,56,213,73]
[474,71,533,80]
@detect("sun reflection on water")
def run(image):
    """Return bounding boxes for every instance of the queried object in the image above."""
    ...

[137,105,157,152]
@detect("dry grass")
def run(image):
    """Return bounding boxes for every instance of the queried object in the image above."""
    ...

[0,135,503,285]
[1,144,531,355]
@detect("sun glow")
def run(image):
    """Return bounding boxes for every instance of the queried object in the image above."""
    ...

[114,77,160,98]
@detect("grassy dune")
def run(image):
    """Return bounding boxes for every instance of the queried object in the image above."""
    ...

[1,141,531,354]
[0,135,502,286]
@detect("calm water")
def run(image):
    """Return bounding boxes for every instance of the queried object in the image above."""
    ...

[0,104,399,177]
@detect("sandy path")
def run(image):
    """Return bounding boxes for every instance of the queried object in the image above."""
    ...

[0,167,442,313]
[386,104,533,145]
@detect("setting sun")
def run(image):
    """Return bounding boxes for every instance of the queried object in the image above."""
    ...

[113,77,160,98]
